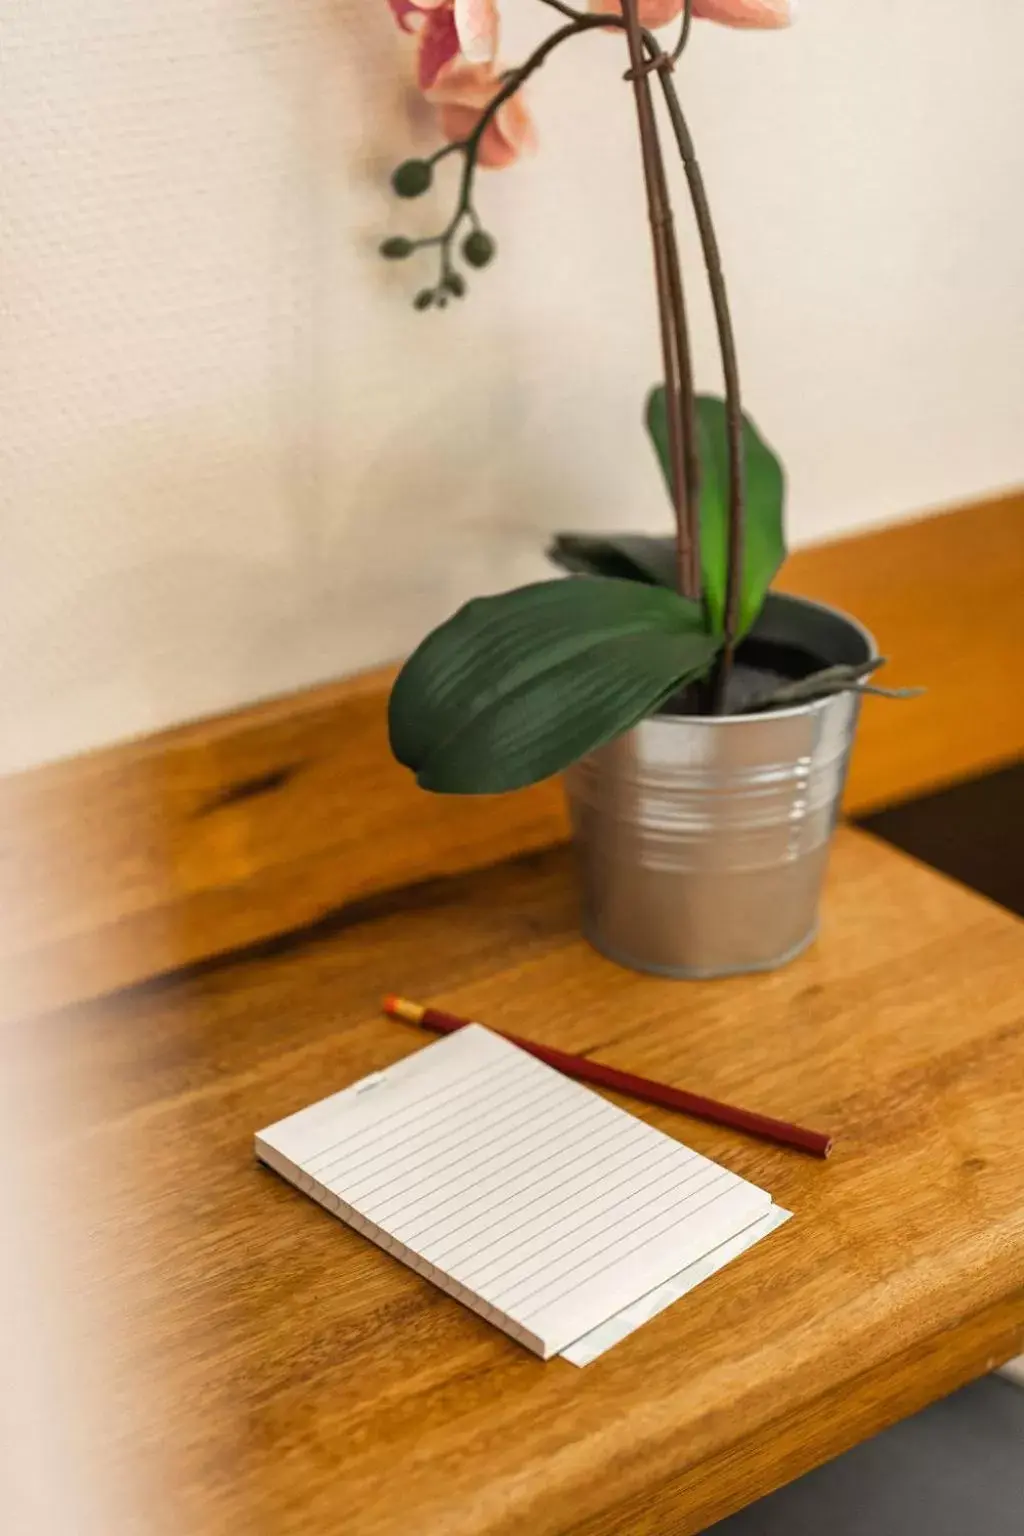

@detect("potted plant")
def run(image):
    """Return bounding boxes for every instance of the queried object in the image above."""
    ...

[378,0,914,977]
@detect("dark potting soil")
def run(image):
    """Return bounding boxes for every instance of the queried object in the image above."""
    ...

[661,636,825,716]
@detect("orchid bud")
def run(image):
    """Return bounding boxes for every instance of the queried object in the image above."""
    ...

[462,230,495,268]
[380,237,414,259]
[392,159,433,198]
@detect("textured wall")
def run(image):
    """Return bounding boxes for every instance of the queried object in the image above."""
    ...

[2,0,1023,771]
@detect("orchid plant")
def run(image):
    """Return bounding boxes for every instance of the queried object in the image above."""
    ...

[379,0,894,796]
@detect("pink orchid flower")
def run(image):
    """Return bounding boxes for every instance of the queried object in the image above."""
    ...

[386,0,500,91]
[590,0,795,27]
[386,0,791,175]
[428,61,538,170]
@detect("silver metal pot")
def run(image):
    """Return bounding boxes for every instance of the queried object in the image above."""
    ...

[564,593,876,979]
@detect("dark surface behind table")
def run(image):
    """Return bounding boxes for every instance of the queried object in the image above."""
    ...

[857,759,1023,918]
[859,755,1024,909]
[713,759,1024,1535]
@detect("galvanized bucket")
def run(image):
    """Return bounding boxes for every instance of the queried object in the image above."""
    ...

[564,593,876,979]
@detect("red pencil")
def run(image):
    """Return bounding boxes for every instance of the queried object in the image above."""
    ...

[382,996,833,1160]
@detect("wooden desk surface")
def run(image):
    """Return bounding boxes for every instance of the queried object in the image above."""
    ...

[6,830,1024,1536]
[2,497,1023,1534]
[3,493,1023,1020]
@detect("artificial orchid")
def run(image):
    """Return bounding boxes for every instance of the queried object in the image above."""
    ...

[387,0,793,138]
[386,0,794,100]
[377,0,834,801]
[379,0,795,309]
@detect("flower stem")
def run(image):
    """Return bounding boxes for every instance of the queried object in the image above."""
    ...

[618,0,701,603]
[654,67,745,706]
[404,15,613,300]
[535,0,745,705]
[395,1,747,706]
[670,0,694,65]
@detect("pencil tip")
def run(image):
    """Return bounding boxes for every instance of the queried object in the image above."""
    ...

[383,995,424,1023]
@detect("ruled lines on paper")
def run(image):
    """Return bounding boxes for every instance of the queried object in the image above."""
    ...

[256,1026,772,1358]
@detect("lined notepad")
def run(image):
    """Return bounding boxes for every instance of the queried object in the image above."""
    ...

[256,1025,774,1358]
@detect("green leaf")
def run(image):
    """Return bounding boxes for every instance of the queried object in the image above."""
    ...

[646,390,786,637]
[547,533,677,588]
[388,577,719,794]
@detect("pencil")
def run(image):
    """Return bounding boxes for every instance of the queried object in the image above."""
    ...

[382,996,833,1160]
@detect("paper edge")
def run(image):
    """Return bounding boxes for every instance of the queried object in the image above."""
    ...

[560,1206,793,1367]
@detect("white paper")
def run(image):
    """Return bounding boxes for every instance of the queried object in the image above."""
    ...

[257,1024,774,1359]
[560,1206,793,1366]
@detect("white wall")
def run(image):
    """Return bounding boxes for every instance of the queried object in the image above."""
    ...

[2,0,1022,773]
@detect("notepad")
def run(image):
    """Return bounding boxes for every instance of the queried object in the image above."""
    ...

[256,1024,774,1359]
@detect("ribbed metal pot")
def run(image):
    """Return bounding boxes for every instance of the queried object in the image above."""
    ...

[564,593,876,979]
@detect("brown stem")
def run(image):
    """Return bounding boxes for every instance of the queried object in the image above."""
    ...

[618,0,700,602]
[535,2,744,709]
[670,0,695,65]
[410,1,744,700]
[408,14,616,297]
[655,69,745,706]
[659,202,702,603]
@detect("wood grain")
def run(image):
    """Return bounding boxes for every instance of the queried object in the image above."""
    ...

[573,1289,1024,1536]
[3,492,1024,1532]
[776,490,1024,811]
[2,492,1021,1019]
[6,829,1023,1536]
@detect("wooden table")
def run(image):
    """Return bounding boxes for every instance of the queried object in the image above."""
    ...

[3,499,1023,1535]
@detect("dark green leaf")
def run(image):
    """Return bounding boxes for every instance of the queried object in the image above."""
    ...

[388,577,717,794]
[418,630,719,793]
[646,390,786,637]
[547,533,677,588]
